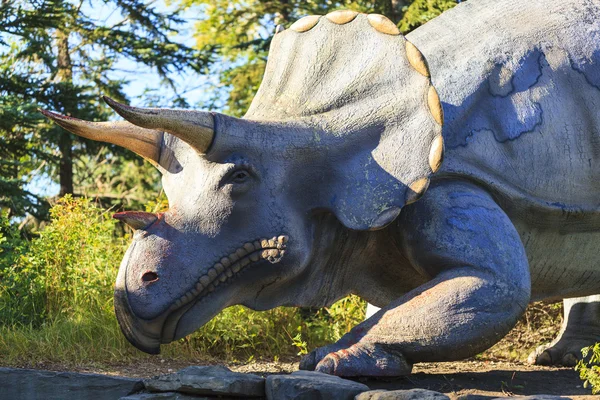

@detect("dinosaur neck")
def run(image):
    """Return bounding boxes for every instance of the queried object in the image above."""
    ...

[286,213,427,308]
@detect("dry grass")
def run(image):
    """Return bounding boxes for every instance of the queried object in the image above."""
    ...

[481,301,563,362]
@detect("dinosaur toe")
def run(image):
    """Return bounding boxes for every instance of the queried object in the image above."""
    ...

[314,343,412,377]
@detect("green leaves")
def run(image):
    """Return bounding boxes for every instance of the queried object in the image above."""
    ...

[577,343,600,394]
[0,196,126,327]
[398,0,458,33]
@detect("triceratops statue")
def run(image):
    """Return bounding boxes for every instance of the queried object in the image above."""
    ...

[43,0,600,377]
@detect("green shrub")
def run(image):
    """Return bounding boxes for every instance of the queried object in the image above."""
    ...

[0,210,36,324]
[32,195,124,320]
[182,295,365,362]
[0,196,365,366]
[577,343,600,394]
[0,195,124,327]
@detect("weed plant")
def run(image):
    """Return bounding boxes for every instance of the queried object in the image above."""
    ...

[577,343,600,394]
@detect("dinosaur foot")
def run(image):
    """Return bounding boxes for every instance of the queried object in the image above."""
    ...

[301,342,412,377]
[299,342,345,371]
[527,337,595,367]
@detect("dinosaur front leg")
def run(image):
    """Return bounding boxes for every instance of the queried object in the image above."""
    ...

[301,181,532,377]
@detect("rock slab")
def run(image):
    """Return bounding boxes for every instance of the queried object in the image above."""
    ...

[0,367,143,400]
[144,365,265,397]
[356,388,450,400]
[121,391,233,400]
[266,370,369,400]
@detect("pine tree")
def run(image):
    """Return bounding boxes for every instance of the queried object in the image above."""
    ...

[0,0,212,218]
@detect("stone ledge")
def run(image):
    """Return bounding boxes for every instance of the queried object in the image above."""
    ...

[0,367,575,400]
[0,367,143,400]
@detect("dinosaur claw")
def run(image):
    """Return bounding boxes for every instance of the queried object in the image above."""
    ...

[315,353,338,375]
[561,353,579,367]
[535,350,553,365]
[299,351,317,371]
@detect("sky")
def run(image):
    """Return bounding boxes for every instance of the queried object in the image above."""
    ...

[84,0,218,107]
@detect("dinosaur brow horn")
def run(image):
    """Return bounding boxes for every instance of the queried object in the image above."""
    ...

[103,96,215,154]
[40,109,162,164]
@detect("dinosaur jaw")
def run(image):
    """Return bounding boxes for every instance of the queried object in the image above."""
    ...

[114,235,288,354]
[160,235,289,343]
[168,235,288,313]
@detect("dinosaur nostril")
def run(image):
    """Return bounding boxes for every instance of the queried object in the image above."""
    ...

[142,271,159,283]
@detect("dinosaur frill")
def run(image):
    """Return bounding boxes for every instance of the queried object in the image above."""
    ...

[245,11,444,230]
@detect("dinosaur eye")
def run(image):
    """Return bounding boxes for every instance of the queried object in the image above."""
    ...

[231,170,250,184]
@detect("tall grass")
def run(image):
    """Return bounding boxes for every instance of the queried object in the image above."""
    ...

[0,196,365,366]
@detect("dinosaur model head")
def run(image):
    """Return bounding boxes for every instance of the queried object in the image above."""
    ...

[42,11,443,354]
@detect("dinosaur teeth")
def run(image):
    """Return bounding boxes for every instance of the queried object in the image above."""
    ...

[200,275,210,286]
[235,248,247,258]
[173,235,289,309]
[207,268,218,280]
[214,263,224,274]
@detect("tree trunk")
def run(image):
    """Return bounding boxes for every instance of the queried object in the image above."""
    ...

[55,29,74,196]
[58,134,73,196]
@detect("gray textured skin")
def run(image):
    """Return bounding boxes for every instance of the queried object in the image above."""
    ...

[45,0,600,376]
[408,0,600,368]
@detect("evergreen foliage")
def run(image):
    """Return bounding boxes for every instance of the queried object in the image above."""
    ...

[0,0,211,218]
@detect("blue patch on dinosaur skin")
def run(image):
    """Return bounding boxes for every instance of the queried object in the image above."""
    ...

[444,50,546,149]
[570,48,600,91]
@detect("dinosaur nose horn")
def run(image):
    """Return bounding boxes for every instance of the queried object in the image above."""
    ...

[113,211,158,230]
